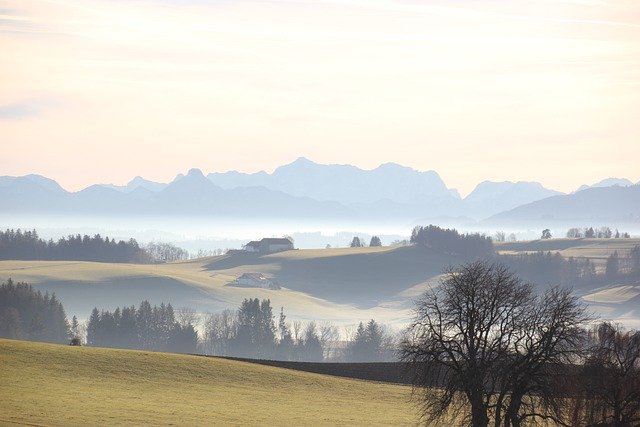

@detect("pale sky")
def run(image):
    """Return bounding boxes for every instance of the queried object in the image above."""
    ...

[1,0,639,196]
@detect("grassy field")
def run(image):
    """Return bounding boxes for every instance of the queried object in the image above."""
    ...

[0,339,417,426]
[0,246,448,327]
[0,240,637,328]
[496,237,640,261]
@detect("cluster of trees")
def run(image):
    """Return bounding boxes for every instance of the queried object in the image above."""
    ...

[410,225,494,258]
[401,261,640,427]
[581,322,640,426]
[0,229,151,263]
[0,229,217,264]
[0,279,69,343]
[497,246,640,286]
[201,299,395,362]
[145,242,190,262]
[566,226,631,239]
[497,251,597,286]
[347,319,395,362]
[493,231,517,243]
[86,301,198,353]
[603,247,640,280]
[349,236,382,247]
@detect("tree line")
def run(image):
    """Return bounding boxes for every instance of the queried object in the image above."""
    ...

[85,298,397,362]
[0,229,151,263]
[0,229,205,263]
[201,299,396,362]
[0,279,398,362]
[86,301,198,353]
[0,279,69,343]
[401,261,640,427]
[497,246,640,287]
[410,225,494,259]
[567,226,631,239]
[407,224,639,287]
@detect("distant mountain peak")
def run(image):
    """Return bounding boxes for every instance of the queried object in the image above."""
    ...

[128,176,147,185]
[186,168,205,178]
[376,162,413,172]
[576,177,634,193]
[292,156,315,165]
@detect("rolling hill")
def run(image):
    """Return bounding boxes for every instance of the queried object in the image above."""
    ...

[2,240,639,328]
[0,246,449,326]
[0,339,417,426]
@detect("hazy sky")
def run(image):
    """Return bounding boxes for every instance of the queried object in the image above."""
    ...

[1,0,639,195]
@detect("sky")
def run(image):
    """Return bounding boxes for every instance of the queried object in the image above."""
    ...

[1,0,639,196]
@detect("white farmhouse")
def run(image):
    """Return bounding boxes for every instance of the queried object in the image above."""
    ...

[236,273,274,289]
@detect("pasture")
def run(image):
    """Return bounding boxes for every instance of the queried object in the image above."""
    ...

[0,339,416,426]
[0,246,448,326]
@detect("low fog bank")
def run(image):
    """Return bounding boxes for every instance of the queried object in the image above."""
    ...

[4,213,636,253]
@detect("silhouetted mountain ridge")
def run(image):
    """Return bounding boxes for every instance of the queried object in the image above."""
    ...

[1,162,637,222]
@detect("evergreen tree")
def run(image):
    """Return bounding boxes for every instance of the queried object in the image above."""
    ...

[0,279,70,343]
[301,322,323,362]
[605,251,619,279]
[369,236,382,247]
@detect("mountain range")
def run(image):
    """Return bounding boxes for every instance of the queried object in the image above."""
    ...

[1,158,638,224]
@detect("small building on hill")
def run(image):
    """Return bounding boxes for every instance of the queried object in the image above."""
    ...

[235,273,278,289]
[243,237,294,254]
[244,240,261,253]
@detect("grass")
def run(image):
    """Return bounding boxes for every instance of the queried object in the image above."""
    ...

[0,339,417,426]
[0,240,636,327]
[496,237,640,260]
[0,246,449,326]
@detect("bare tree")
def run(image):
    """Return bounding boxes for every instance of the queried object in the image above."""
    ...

[400,261,590,427]
[494,231,506,243]
[566,228,583,238]
[292,320,303,345]
[176,307,199,329]
[400,261,533,426]
[319,321,339,359]
[202,309,236,356]
[584,322,640,426]
[498,287,589,427]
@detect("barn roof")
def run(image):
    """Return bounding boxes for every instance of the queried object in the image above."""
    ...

[260,238,293,245]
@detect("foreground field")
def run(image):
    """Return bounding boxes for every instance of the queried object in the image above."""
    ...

[0,339,417,426]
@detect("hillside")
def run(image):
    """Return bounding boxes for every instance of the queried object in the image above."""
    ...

[1,241,638,328]
[496,238,640,329]
[0,339,416,426]
[0,246,449,326]
[496,238,640,261]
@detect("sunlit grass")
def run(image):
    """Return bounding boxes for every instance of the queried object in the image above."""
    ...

[0,339,417,426]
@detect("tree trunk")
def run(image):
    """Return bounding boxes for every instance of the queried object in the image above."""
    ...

[470,392,489,427]
[505,394,523,427]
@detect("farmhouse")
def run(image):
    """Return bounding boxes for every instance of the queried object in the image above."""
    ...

[243,237,294,253]
[236,273,275,289]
